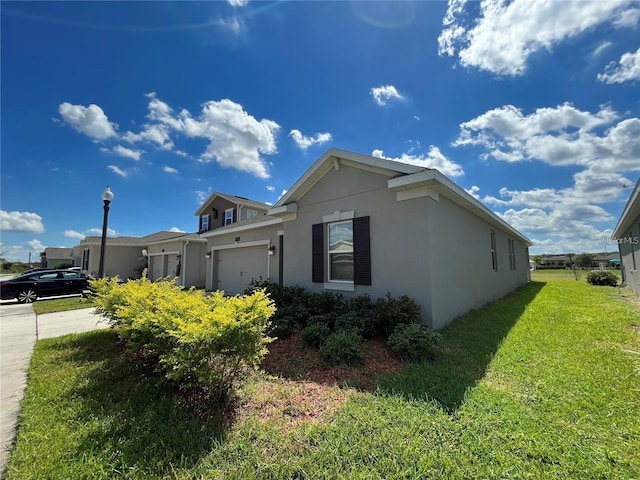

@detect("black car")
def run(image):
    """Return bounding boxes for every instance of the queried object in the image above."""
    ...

[0,269,91,303]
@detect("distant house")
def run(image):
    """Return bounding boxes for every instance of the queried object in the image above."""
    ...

[40,247,74,269]
[195,192,271,234]
[76,231,207,287]
[612,179,640,297]
[198,148,532,330]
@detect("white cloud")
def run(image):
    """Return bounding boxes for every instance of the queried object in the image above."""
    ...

[438,0,636,76]
[266,185,275,192]
[196,190,211,204]
[86,227,117,237]
[64,230,86,240]
[466,185,480,200]
[228,0,248,7]
[101,145,143,160]
[597,47,640,84]
[370,85,404,106]
[27,239,46,252]
[107,165,128,178]
[454,104,640,173]
[169,227,186,233]
[217,16,241,34]
[372,146,464,177]
[0,210,45,233]
[164,165,179,174]
[58,102,118,140]
[123,123,174,150]
[289,129,332,150]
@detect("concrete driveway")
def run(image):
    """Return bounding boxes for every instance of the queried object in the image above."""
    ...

[0,301,108,472]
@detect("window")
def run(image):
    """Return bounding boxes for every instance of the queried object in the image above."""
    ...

[224,208,234,226]
[490,230,498,271]
[201,214,210,231]
[246,209,259,219]
[328,221,354,281]
[312,216,370,286]
[508,238,516,270]
[82,249,90,271]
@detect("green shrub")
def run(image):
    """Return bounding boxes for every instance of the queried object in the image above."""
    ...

[374,293,422,337]
[307,313,337,330]
[335,311,375,337]
[387,323,441,362]
[270,315,296,338]
[586,270,619,286]
[301,322,331,347]
[320,329,364,366]
[91,277,276,402]
[306,291,347,316]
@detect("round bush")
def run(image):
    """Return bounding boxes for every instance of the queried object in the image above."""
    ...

[320,329,364,366]
[586,270,619,286]
[301,322,331,347]
[387,323,440,362]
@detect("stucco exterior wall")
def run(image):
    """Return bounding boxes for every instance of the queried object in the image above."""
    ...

[282,165,434,323]
[426,195,531,329]
[86,245,143,279]
[618,219,640,297]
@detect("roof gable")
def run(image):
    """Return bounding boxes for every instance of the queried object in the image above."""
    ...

[195,191,271,216]
[274,148,424,207]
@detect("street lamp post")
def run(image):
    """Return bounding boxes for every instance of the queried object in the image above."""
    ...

[97,186,114,278]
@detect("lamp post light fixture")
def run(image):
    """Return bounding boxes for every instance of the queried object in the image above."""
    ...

[97,186,114,278]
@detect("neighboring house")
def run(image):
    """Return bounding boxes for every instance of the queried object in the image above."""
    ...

[40,247,74,269]
[195,192,271,234]
[199,148,532,330]
[76,231,207,287]
[612,179,640,297]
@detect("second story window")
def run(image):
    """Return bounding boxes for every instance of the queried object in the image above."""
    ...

[224,208,234,226]
[201,214,210,231]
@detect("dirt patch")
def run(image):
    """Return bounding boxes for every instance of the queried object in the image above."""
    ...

[260,333,405,391]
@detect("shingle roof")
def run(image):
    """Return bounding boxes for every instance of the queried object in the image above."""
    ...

[79,231,203,246]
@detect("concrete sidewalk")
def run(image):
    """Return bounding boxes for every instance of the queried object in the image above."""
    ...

[0,304,107,472]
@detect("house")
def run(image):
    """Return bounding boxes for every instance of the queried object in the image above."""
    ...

[40,247,74,269]
[200,148,532,330]
[76,231,207,287]
[195,192,272,234]
[612,179,640,297]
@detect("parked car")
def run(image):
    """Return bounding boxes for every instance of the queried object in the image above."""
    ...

[0,269,91,303]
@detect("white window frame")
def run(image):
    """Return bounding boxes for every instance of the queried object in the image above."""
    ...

[327,220,354,284]
[508,238,516,270]
[224,208,234,226]
[201,214,210,231]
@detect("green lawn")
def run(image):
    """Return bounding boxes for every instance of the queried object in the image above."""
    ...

[5,279,639,479]
[32,296,95,315]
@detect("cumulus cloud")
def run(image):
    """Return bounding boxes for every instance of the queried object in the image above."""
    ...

[86,227,117,237]
[372,146,464,177]
[164,165,178,174]
[266,185,275,192]
[169,227,186,233]
[58,102,118,140]
[107,165,128,177]
[454,103,640,173]
[228,0,248,5]
[598,47,640,84]
[101,145,143,160]
[64,230,86,240]
[217,16,241,34]
[438,0,636,76]
[0,210,45,233]
[370,85,404,106]
[289,129,332,150]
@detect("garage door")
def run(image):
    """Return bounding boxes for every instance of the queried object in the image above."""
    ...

[216,247,267,294]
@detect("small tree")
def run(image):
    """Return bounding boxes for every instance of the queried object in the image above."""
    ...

[576,253,595,269]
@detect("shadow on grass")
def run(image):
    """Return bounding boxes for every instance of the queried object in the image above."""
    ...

[45,330,228,474]
[376,281,546,412]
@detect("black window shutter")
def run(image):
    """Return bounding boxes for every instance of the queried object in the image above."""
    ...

[233,208,237,223]
[353,216,371,285]
[199,216,203,232]
[312,223,324,283]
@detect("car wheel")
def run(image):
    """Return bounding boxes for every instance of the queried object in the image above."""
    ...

[17,290,37,303]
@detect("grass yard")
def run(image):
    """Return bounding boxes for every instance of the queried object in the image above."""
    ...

[4,279,639,479]
[32,296,95,315]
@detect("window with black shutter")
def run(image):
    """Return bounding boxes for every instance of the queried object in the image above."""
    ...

[312,223,324,282]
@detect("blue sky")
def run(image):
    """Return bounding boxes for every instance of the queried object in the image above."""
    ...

[1,1,639,262]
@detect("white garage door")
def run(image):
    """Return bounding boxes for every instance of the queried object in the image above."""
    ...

[216,247,267,294]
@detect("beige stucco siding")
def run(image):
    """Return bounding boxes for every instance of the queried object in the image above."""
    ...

[283,165,434,323]
[426,195,531,329]
[86,245,143,279]
[618,221,640,297]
